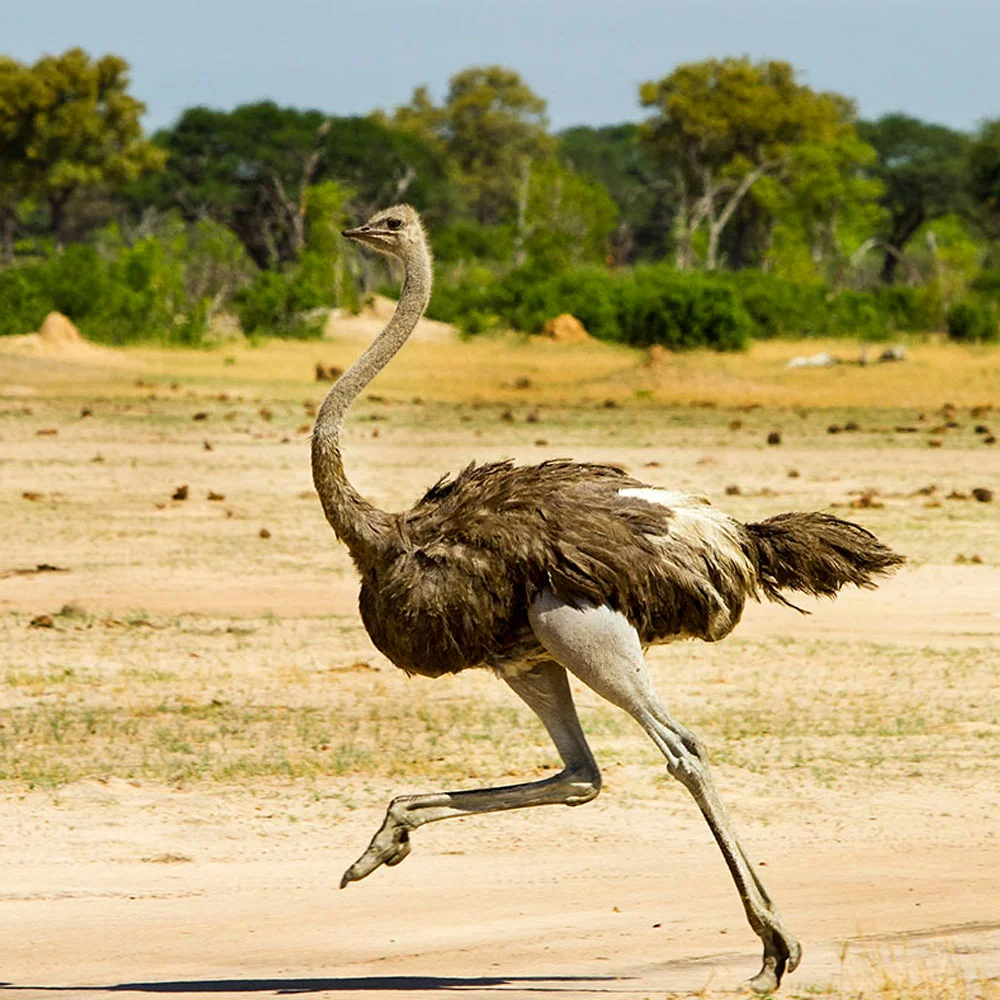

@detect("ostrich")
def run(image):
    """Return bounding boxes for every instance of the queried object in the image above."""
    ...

[312,204,903,993]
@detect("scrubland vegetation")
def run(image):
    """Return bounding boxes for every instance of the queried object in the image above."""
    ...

[2,52,1000,348]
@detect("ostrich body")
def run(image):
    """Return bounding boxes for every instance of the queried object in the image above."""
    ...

[312,205,903,993]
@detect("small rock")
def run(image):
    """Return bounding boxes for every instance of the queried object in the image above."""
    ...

[985,435,997,445]
[80,406,93,418]
[844,421,860,432]
[828,425,842,435]
[259,527,271,539]
[729,419,743,431]
[974,425,991,435]
[724,485,742,496]
[526,410,541,424]
[500,409,515,423]
[29,614,54,628]
[258,407,273,421]
[928,439,943,448]
[513,376,532,390]
[534,438,548,446]
[787,469,800,479]
[850,491,884,509]
[766,431,782,446]
[315,363,344,382]
[192,412,208,421]
[972,488,994,503]
[36,428,58,436]
[602,399,620,410]
[172,485,189,501]
[203,441,213,451]
[878,345,907,362]
[207,491,225,501]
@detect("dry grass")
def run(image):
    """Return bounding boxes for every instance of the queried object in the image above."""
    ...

[4,328,998,408]
[1,331,997,792]
[2,598,996,794]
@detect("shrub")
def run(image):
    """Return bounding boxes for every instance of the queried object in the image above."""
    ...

[432,262,752,351]
[946,300,998,342]
[0,264,49,337]
[234,264,331,339]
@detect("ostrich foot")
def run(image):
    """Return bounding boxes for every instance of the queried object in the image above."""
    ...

[340,813,413,887]
[745,925,801,994]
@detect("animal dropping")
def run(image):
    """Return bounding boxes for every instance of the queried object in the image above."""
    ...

[310,203,904,995]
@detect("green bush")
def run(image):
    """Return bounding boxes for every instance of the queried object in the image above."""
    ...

[234,261,331,338]
[0,264,50,336]
[971,270,1000,302]
[946,300,998,342]
[432,261,752,350]
[0,230,208,344]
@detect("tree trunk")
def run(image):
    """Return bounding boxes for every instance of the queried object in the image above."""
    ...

[705,165,768,271]
[512,157,532,266]
[880,209,924,284]
[49,191,72,251]
[0,205,14,265]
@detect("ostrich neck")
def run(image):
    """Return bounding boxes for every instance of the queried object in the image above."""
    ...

[311,246,432,562]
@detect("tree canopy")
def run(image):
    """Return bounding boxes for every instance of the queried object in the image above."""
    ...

[389,66,556,225]
[857,113,971,282]
[639,58,872,271]
[138,103,449,268]
[0,48,164,248]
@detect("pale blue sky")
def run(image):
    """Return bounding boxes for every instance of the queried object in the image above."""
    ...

[5,0,996,133]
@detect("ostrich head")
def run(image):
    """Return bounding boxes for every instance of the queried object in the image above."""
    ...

[342,204,428,263]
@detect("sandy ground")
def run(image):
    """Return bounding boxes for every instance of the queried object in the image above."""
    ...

[1,333,998,999]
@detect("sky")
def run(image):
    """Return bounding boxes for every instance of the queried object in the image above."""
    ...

[4,0,997,134]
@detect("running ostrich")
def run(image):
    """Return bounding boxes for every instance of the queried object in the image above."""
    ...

[312,204,903,993]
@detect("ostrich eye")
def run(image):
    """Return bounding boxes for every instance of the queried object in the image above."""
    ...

[385,218,403,231]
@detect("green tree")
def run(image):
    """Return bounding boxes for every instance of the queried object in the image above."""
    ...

[12,49,165,247]
[391,66,555,225]
[857,114,971,283]
[969,119,1000,240]
[750,132,884,282]
[516,160,618,270]
[559,124,673,263]
[139,104,448,268]
[0,57,44,261]
[639,58,862,271]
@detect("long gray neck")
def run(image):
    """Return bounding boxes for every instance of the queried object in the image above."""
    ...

[311,243,432,564]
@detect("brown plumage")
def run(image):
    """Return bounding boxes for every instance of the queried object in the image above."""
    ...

[355,459,903,679]
[311,204,905,995]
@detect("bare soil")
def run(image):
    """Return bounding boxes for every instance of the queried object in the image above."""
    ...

[0,332,997,1000]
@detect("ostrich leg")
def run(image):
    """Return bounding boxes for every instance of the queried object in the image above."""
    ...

[340,660,601,887]
[529,591,801,994]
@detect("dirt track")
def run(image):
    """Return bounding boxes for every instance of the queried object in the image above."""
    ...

[1,334,998,999]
